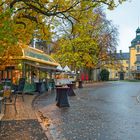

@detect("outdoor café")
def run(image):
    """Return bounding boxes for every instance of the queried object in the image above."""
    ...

[0,45,59,93]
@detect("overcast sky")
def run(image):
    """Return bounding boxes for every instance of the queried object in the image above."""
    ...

[106,0,140,53]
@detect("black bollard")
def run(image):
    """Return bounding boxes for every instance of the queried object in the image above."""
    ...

[78,80,83,88]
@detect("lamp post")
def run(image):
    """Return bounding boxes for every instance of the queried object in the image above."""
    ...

[77,71,80,81]
[77,70,83,88]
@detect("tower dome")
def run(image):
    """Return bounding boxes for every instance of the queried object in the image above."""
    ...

[136,27,140,35]
[131,27,140,46]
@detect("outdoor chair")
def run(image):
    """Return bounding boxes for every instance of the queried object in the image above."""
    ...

[3,89,17,114]
[0,96,4,121]
[14,78,25,102]
[0,112,4,129]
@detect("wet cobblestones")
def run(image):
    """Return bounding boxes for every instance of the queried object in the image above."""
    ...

[34,82,140,140]
[0,95,48,140]
[0,119,48,140]
[34,83,109,140]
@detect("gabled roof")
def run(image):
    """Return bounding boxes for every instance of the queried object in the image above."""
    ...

[23,47,58,66]
[0,45,59,67]
[11,46,59,67]
[116,53,130,60]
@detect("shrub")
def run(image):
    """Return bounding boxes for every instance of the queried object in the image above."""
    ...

[100,69,109,81]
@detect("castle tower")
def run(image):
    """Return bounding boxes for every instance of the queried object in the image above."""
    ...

[129,27,140,79]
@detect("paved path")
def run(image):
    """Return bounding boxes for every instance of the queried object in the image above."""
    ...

[0,94,48,140]
[34,81,140,140]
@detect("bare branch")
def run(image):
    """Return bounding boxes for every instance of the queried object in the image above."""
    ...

[10,0,22,8]
[21,14,38,23]
[15,21,26,28]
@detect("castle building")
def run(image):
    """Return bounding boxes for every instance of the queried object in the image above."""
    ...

[129,27,140,79]
[108,51,129,80]
[109,27,140,81]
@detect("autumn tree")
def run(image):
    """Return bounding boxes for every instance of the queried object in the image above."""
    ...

[52,7,119,72]
[0,4,52,65]
[93,8,119,69]
[0,0,127,66]
[0,8,34,65]
[0,0,127,41]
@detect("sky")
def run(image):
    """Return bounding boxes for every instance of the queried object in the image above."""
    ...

[106,0,140,53]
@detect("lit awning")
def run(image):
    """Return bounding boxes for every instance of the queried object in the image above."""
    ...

[23,47,59,66]
[24,62,57,71]
[0,45,59,69]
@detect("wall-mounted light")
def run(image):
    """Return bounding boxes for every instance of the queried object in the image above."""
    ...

[18,63,22,69]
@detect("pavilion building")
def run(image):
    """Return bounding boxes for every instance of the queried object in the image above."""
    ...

[0,43,59,92]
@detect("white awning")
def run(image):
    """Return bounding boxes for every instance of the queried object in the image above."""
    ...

[63,65,71,72]
[56,65,64,71]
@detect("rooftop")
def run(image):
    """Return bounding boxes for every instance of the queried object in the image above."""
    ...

[131,27,140,47]
[116,52,130,60]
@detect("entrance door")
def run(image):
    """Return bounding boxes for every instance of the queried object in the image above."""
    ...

[120,72,124,80]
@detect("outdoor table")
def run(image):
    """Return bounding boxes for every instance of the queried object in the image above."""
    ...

[55,85,63,101]
[78,81,83,88]
[55,85,63,88]
[56,87,70,107]
[67,83,76,96]
[72,81,76,89]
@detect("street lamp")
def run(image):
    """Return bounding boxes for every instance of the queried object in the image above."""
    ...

[77,71,80,81]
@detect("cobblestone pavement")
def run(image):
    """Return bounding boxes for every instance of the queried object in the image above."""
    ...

[34,81,140,140]
[0,94,48,140]
[0,119,48,140]
[33,82,110,140]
